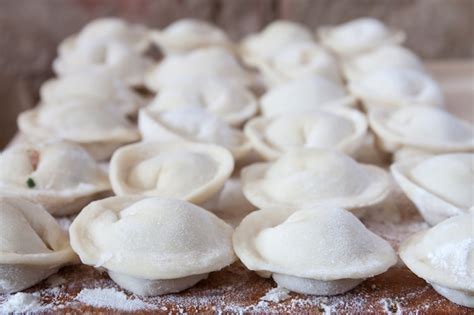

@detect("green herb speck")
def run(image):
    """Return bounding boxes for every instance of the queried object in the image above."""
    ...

[26,178,36,188]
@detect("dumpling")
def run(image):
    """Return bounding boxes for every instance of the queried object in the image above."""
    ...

[391,153,473,225]
[318,17,405,57]
[202,177,256,227]
[0,196,78,293]
[348,68,444,110]
[40,69,147,115]
[17,102,140,161]
[139,106,251,160]
[145,47,254,91]
[151,19,233,55]
[69,196,235,296]
[233,206,397,295]
[53,42,153,87]
[147,79,258,126]
[260,74,355,117]
[342,45,424,81]
[251,41,342,87]
[244,107,367,160]
[57,18,150,54]
[369,106,474,155]
[0,141,111,215]
[399,212,473,307]
[54,18,152,86]
[240,20,314,66]
[241,149,391,214]
[109,141,233,204]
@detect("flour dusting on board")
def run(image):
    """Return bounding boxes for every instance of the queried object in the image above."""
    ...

[75,288,156,311]
[260,286,291,302]
[0,292,42,313]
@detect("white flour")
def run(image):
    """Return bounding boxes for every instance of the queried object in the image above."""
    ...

[260,287,291,303]
[0,292,42,313]
[75,287,156,311]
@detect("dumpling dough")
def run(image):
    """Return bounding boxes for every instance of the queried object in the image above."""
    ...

[348,68,444,110]
[40,69,147,115]
[17,102,140,161]
[240,20,313,66]
[109,141,233,204]
[244,107,367,160]
[391,153,473,225]
[151,19,233,55]
[260,74,355,117]
[145,47,254,91]
[369,106,474,155]
[241,149,391,214]
[249,41,342,88]
[318,17,405,57]
[233,206,397,295]
[69,196,236,296]
[147,79,258,126]
[54,42,153,86]
[0,197,78,293]
[399,212,473,307]
[342,45,424,82]
[139,106,251,160]
[53,18,152,86]
[0,141,111,215]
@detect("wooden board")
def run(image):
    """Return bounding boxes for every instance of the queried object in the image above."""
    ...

[0,61,472,313]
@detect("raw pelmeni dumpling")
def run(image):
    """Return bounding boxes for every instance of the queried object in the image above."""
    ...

[40,69,147,115]
[0,141,111,215]
[139,106,251,160]
[348,68,444,110]
[57,18,150,54]
[342,45,424,82]
[145,47,254,91]
[54,18,152,85]
[253,41,342,87]
[240,20,314,66]
[69,196,235,296]
[318,17,405,57]
[369,106,474,155]
[260,74,355,117]
[18,102,140,161]
[241,149,391,214]
[399,212,473,307]
[151,19,233,55]
[391,153,473,225]
[0,197,78,293]
[244,107,367,160]
[234,206,397,295]
[54,42,153,87]
[147,79,258,126]
[109,141,233,204]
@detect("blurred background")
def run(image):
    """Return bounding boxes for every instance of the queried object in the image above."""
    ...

[1,0,473,147]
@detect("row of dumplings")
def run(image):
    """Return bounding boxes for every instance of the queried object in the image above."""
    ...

[1,185,472,306]
[0,17,472,308]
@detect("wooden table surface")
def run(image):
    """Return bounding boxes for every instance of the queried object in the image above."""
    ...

[0,60,472,314]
